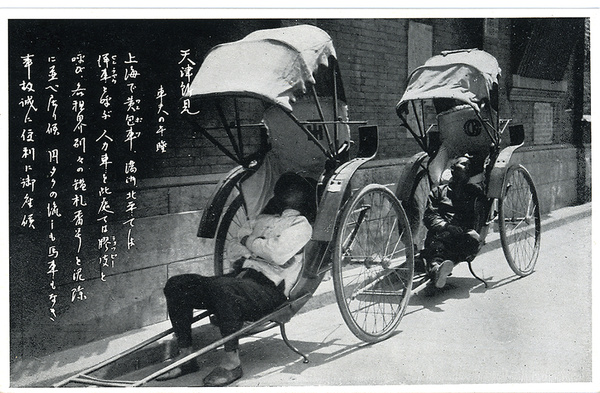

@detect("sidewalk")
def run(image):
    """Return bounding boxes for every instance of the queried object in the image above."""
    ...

[9,202,592,388]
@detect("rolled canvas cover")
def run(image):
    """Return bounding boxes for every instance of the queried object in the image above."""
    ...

[187,24,337,111]
[397,49,501,112]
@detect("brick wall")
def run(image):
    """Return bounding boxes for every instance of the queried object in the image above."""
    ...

[317,19,414,160]
[10,174,221,360]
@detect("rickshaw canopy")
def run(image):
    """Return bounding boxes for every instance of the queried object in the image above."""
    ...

[396,49,501,112]
[187,24,337,111]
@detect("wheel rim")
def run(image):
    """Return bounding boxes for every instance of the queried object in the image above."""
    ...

[499,166,541,276]
[334,185,414,341]
[214,196,249,275]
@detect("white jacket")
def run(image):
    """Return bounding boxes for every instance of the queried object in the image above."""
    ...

[241,209,312,296]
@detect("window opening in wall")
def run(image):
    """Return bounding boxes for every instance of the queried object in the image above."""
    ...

[408,21,433,75]
[484,19,499,40]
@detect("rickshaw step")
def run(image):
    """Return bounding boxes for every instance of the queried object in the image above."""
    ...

[68,375,137,387]
[411,273,431,292]
[354,290,405,297]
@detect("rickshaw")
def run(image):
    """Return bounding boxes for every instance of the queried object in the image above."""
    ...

[55,24,415,387]
[394,48,541,287]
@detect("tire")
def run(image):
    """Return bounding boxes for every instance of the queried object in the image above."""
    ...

[214,195,249,276]
[404,170,431,252]
[332,184,414,342]
[498,165,541,276]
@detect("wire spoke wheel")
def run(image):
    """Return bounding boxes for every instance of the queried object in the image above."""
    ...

[333,184,414,342]
[214,195,249,276]
[498,165,541,276]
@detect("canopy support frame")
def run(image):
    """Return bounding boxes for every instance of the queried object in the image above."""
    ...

[234,98,244,158]
[311,85,335,153]
[190,121,241,165]
[399,103,428,153]
[332,65,339,155]
[215,101,243,159]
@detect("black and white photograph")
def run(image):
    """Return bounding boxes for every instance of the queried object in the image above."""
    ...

[3,4,596,391]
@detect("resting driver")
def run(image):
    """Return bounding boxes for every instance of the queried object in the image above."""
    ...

[157,172,313,386]
[422,155,485,288]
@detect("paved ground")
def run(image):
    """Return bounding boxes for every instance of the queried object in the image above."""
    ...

[9,202,595,392]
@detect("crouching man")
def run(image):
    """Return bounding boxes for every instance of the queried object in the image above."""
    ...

[422,155,485,288]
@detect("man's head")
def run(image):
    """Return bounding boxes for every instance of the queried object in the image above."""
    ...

[273,172,315,216]
[450,155,472,184]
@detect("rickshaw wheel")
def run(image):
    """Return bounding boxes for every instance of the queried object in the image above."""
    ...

[498,165,541,276]
[333,184,414,342]
[214,195,249,276]
[405,170,431,252]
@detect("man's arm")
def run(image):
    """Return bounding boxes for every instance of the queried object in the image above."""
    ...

[423,187,448,231]
[424,186,466,236]
[244,216,312,266]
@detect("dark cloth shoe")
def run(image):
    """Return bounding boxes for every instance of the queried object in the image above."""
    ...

[203,365,243,387]
[156,359,199,381]
[432,260,454,288]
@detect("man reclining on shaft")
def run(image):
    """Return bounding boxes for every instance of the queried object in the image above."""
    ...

[421,154,485,288]
[157,172,314,386]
